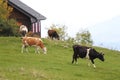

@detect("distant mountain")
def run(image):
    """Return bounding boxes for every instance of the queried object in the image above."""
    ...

[89,16,120,50]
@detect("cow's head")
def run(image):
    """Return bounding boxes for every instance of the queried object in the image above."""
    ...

[56,35,60,40]
[53,31,60,40]
[98,53,104,61]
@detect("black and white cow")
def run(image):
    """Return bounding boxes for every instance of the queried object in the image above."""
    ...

[72,45,104,68]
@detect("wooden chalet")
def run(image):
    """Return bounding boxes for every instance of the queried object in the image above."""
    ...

[8,0,46,37]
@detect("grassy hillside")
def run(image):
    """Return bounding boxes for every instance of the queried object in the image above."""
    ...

[0,37,120,80]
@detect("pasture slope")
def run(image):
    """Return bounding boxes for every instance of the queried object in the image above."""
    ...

[0,37,120,80]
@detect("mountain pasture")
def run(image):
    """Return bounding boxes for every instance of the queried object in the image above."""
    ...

[0,37,120,80]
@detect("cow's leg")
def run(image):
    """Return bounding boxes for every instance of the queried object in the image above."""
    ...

[87,60,91,67]
[35,46,40,53]
[43,47,47,54]
[75,57,78,64]
[21,45,25,53]
[72,54,78,64]
[72,54,76,64]
[25,46,28,53]
[49,36,53,40]
[21,45,28,53]
[21,45,26,53]
[72,54,75,64]
[90,59,96,68]
[51,36,53,40]
[24,45,28,53]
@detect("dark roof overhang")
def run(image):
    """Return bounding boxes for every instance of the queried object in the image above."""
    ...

[8,0,46,23]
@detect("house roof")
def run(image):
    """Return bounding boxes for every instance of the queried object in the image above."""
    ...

[8,0,46,23]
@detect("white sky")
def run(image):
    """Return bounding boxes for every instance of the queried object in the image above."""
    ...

[20,0,120,50]
[20,0,120,37]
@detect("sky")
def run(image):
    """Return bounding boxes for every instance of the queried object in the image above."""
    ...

[20,0,120,50]
[89,16,120,50]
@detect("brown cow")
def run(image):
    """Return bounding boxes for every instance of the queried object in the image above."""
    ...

[21,37,47,54]
[48,30,59,40]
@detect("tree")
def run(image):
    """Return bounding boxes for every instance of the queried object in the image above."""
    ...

[75,29,93,46]
[0,0,13,20]
[47,24,68,40]
[0,0,19,36]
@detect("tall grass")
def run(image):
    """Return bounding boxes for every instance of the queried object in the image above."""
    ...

[0,37,120,80]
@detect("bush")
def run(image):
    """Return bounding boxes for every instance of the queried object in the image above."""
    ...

[0,19,19,36]
[0,0,19,36]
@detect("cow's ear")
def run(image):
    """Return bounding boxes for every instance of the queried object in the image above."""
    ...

[100,52,104,55]
[101,53,104,55]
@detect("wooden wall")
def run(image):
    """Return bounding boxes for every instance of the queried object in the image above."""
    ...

[9,8,32,31]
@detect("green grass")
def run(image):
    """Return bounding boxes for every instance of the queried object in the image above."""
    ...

[0,37,120,80]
